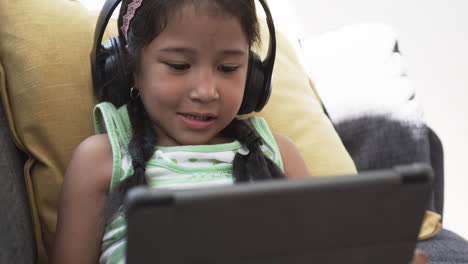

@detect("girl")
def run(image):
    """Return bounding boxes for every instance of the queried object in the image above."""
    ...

[52,0,427,263]
[53,1,309,263]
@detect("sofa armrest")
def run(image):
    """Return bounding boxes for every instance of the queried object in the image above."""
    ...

[0,102,36,264]
[428,127,444,218]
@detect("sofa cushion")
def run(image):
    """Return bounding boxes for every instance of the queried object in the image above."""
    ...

[0,1,356,263]
[417,228,468,263]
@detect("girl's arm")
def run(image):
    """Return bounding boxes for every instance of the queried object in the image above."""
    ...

[273,133,310,178]
[52,134,113,264]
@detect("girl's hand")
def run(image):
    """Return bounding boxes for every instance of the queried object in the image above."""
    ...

[410,249,428,264]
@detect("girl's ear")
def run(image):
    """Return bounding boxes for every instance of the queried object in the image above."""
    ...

[133,72,140,89]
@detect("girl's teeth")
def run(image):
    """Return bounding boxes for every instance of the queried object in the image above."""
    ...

[186,114,210,121]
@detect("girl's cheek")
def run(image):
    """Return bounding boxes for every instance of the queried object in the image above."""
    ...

[141,65,173,87]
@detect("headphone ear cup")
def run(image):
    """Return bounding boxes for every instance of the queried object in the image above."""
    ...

[239,52,265,115]
[97,36,132,107]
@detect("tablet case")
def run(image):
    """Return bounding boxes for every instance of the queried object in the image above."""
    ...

[125,163,432,264]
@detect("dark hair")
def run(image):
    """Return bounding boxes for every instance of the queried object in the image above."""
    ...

[103,0,284,222]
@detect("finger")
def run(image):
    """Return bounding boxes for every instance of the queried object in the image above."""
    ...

[410,249,428,264]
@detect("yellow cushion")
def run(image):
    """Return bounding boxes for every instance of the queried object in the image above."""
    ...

[0,0,117,263]
[419,211,442,240]
[0,1,355,264]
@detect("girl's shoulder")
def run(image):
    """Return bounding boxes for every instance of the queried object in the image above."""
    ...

[272,132,310,179]
[66,134,113,193]
[53,134,113,264]
[246,116,309,178]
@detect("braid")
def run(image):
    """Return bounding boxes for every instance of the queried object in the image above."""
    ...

[102,98,156,222]
[225,119,285,182]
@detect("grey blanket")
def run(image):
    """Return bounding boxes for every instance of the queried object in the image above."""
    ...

[331,112,443,215]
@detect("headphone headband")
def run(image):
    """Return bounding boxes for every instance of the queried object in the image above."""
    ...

[255,0,276,109]
[90,0,123,84]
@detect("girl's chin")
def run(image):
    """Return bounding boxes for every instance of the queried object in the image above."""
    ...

[157,133,232,147]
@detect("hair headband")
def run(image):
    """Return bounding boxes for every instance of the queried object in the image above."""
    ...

[121,0,144,41]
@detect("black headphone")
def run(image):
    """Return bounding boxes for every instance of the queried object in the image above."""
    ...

[90,0,277,115]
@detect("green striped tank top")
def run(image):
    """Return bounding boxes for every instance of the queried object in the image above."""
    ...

[94,102,284,264]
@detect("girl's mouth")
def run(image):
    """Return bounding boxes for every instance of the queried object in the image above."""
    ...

[180,114,215,121]
[177,113,216,129]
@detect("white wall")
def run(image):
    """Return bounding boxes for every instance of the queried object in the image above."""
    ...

[268,0,468,239]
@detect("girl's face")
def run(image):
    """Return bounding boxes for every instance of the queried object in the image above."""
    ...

[135,4,250,147]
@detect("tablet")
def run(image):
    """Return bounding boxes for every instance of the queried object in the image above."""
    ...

[125,163,432,264]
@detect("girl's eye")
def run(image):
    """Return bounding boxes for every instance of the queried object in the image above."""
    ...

[218,65,239,74]
[165,63,190,71]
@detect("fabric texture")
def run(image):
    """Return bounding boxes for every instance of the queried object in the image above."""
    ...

[300,23,442,240]
[94,102,284,264]
[417,228,468,263]
[0,1,355,263]
[0,74,36,264]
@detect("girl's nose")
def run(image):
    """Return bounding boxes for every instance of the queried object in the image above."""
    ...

[189,68,219,103]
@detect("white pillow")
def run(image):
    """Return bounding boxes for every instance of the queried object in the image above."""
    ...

[299,23,424,123]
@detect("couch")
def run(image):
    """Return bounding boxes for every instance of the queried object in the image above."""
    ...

[1,1,467,264]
